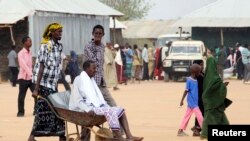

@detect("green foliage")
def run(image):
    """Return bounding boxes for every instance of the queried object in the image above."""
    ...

[100,0,153,21]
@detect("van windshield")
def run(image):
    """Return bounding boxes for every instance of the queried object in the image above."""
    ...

[170,46,201,54]
[156,34,191,47]
[157,37,181,47]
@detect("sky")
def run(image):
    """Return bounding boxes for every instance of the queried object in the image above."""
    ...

[145,0,217,20]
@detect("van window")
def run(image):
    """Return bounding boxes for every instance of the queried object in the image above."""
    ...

[171,46,201,54]
[156,34,191,47]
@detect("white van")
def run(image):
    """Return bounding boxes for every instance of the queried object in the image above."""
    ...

[162,40,207,81]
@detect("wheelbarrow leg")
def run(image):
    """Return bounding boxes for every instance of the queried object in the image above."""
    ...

[65,121,70,141]
[65,122,81,141]
[75,124,80,141]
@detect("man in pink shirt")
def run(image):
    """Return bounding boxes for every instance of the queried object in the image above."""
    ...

[17,36,35,117]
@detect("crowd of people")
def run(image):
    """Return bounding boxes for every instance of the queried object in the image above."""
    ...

[213,43,250,83]
[5,21,250,141]
[102,41,165,87]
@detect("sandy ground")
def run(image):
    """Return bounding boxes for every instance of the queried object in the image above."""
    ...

[0,79,250,141]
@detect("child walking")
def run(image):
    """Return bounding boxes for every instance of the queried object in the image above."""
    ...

[191,60,205,136]
[177,64,204,136]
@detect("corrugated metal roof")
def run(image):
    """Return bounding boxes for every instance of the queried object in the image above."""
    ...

[172,0,250,27]
[0,0,123,24]
[30,0,123,16]
[0,0,33,24]
[122,20,191,39]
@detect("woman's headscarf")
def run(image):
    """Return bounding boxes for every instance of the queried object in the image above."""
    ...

[70,50,77,62]
[202,56,227,110]
[41,23,63,44]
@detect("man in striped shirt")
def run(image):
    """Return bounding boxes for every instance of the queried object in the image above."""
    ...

[83,24,119,141]
[28,23,66,141]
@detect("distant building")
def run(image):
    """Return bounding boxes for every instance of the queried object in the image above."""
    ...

[0,0,123,82]
[121,20,191,48]
[173,0,250,48]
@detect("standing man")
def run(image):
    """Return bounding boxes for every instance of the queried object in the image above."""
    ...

[217,45,226,80]
[83,24,119,141]
[17,36,35,117]
[124,43,134,81]
[142,44,149,81]
[236,44,244,80]
[7,45,18,87]
[28,23,66,141]
[104,42,119,90]
[241,44,250,84]
[131,44,142,82]
[114,44,127,84]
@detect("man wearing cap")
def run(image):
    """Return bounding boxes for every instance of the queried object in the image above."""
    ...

[28,23,66,141]
[114,43,126,84]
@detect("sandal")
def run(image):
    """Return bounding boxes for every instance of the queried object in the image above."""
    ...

[177,131,188,136]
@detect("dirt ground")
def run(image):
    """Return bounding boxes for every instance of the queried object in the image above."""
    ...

[0,79,249,141]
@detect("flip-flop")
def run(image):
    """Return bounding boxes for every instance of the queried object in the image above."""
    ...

[177,132,188,136]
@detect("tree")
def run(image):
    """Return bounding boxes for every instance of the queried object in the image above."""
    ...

[100,0,153,21]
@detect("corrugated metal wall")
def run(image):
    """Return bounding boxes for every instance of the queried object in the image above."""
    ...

[192,27,250,49]
[29,11,110,56]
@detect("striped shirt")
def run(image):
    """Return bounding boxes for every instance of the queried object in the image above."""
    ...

[84,41,105,86]
[32,40,63,90]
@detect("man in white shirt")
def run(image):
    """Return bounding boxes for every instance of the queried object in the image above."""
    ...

[142,44,149,81]
[7,45,18,87]
[69,60,143,141]
[161,41,172,62]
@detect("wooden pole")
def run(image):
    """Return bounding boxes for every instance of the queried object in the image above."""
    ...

[179,27,182,39]
[112,17,116,45]
[9,26,15,45]
[220,28,224,46]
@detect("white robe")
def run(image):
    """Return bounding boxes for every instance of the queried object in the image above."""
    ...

[69,71,108,112]
[104,48,118,87]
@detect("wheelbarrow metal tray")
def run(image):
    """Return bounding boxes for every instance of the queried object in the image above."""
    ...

[54,107,106,127]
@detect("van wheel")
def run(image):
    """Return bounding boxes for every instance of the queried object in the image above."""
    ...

[173,76,178,82]
[164,72,170,82]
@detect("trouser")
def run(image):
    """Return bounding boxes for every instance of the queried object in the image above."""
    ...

[17,79,35,115]
[80,86,118,141]
[93,107,124,130]
[9,67,18,86]
[143,61,149,80]
[237,62,244,79]
[180,107,203,130]
[195,101,204,128]
[243,63,250,82]
[58,71,71,91]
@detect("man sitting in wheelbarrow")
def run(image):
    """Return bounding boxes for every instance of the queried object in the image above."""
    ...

[69,60,143,141]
